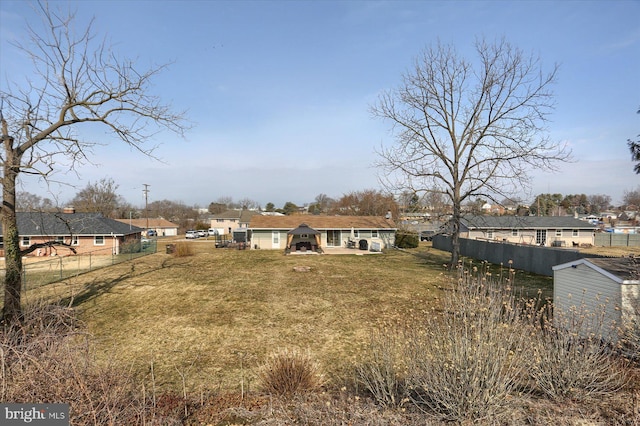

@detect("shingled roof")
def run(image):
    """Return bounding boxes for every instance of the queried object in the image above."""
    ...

[460,214,597,230]
[249,215,396,230]
[2,212,144,236]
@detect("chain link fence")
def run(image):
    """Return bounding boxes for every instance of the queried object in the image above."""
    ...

[0,239,158,294]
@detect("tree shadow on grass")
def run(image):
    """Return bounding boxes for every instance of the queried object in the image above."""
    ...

[60,258,174,307]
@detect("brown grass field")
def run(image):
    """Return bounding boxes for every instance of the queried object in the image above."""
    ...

[6,241,640,424]
[22,241,551,395]
[27,243,443,393]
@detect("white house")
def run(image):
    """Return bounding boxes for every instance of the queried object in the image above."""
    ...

[552,257,640,341]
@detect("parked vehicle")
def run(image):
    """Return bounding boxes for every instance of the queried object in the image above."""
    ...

[147,229,157,237]
[197,230,207,237]
[208,228,218,236]
[186,230,198,239]
[420,230,436,241]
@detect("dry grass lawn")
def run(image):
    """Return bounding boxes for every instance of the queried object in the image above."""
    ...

[27,243,459,393]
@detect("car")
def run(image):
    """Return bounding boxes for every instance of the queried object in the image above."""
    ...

[147,229,157,237]
[197,230,207,237]
[420,230,436,241]
[208,228,218,236]
[185,230,198,239]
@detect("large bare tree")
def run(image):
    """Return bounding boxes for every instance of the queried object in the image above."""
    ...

[372,39,570,266]
[1,3,188,322]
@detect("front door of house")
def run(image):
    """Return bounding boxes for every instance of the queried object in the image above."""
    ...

[326,230,341,247]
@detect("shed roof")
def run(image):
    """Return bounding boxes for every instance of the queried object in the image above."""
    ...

[553,257,640,284]
[287,223,321,235]
[3,212,143,237]
[460,214,597,230]
[249,215,396,230]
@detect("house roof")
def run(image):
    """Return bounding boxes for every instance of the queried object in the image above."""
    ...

[3,212,144,237]
[114,218,179,229]
[460,214,597,230]
[553,257,640,284]
[211,209,261,223]
[249,215,396,230]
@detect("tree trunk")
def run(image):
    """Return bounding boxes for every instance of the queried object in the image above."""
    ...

[450,198,462,269]
[2,130,22,323]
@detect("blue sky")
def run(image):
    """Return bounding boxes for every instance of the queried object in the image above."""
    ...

[1,0,639,209]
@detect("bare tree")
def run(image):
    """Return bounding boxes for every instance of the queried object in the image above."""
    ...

[372,39,570,266]
[15,191,56,211]
[0,3,188,322]
[69,177,122,218]
[587,194,612,214]
[331,189,399,217]
[623,187,640,209]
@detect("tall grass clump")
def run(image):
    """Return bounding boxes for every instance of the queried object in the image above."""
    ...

[172,242,194,257]
[525,299,628,401]
[258,348,323,397]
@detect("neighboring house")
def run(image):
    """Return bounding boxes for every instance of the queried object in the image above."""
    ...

[553,257,640,342]
[210,209,261,235]
[0,211,144,257]
[115,218,179,237]
[248,215,396,251]
[457,214,597,247]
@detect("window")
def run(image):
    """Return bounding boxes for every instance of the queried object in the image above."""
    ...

[55,236,65,244]
[354,230,360,238]
[572,229,579,237]
[372,230,379,238]
[94,236,105,246]
[555,229,562,237]
[71,236,79,246]
[21,236,30,247]
[511,229,519,237]
[216,219,224,223]
[487,230,494,239]
[301,234,308,239]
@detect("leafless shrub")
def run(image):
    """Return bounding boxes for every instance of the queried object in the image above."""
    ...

[0,302,146,425]
[525,300,629,401]
[258,348,323,397]
[402,262,531,423]
[355,327,406,407]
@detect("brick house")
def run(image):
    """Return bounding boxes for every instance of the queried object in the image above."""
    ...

[0,211,144,257]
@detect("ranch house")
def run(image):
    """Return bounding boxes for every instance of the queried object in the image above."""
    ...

[0,210,144,257]
[458,214,597,247]
[248,215,396,252]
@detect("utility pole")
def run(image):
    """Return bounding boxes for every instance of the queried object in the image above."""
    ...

[143,184,150,231]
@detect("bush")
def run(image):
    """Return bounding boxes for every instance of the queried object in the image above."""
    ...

[355,328,405,407]
[402,265,531,423]
[0,303,146,425]
[395,232,419,249]
[258,348,323,397]
[525,301,628,401]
